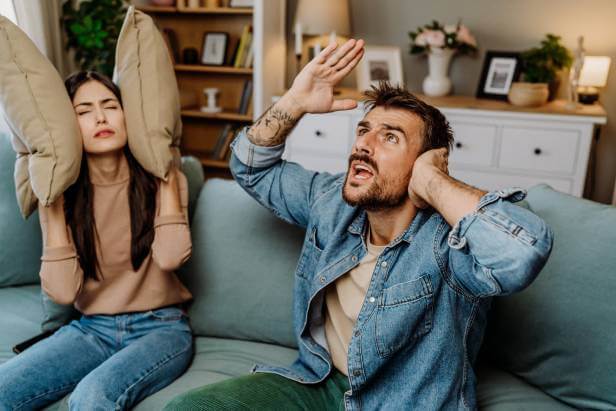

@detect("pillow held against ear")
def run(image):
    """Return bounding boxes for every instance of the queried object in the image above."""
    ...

[113,6,182,180]
[0,16,82,218]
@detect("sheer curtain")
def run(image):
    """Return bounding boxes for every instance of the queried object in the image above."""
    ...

[11,0,76,77]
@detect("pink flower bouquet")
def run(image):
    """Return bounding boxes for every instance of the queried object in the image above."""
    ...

[409,20,477,55]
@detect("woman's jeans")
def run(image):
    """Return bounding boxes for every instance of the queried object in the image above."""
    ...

[0,306,193,411]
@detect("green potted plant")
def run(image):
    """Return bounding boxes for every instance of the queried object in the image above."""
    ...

[62,0,127,77]
[508,34,572,107]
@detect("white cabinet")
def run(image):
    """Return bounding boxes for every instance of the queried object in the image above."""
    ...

[283,96,606,197]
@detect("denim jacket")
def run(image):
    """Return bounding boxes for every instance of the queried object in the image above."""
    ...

[230,128,553,410]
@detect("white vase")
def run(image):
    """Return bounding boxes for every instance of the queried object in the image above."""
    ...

[422,48,455,97]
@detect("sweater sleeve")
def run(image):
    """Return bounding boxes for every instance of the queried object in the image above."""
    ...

[151,171,192,272]
[38,215,84,305]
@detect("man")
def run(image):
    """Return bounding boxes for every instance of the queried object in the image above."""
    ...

[167,39,553,410]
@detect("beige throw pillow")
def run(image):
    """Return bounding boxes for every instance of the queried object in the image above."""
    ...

[113,7,182,180]
[0,16,82,218]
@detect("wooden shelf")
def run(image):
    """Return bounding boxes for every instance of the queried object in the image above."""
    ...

[136,6,252,15]
[178,7,253,15]
[174,64,252,74]
[181,109,252,122]
[136,5,177,13]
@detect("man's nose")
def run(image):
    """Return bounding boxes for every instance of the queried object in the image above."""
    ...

[354,131,376,155]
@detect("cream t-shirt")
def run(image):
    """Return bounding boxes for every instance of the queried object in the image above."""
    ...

[324,234,386,375]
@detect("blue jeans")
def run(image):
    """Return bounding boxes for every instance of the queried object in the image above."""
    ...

[0,306,193,411]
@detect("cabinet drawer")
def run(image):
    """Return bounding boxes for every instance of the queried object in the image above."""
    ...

[449,122,497,167]
[288,151,348,174]
[499,127,579,174]
[451,169,573,194]
[288,113,351,155]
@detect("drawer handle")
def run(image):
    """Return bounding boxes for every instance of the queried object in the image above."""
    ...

[315,130,324,137]
[533,148,542,155]
[455,142,463,149]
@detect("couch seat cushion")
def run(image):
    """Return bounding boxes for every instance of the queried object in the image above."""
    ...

[46,337,299,410]
[0,285,44,364]
[476,363,576,410]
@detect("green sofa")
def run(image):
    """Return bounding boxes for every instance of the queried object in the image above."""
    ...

[1,132,614,410]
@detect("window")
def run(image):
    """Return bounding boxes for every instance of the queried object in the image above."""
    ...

[0,0,16,23]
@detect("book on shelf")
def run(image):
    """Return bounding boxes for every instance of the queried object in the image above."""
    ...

[210,124,239,160]
[217,126,237,160]
[211,123,232,160]
[238,79,253,115]
[243,41,254,68]
[233,25,252,68]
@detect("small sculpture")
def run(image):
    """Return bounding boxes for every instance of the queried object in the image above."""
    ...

[566,36,585,110]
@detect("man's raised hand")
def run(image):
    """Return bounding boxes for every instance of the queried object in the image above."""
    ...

[286,39,365,115]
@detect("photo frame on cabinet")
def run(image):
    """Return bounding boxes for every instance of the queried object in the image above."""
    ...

[476,51,522,100]
[356,46,404,91]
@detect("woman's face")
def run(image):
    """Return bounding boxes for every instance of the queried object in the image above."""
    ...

[72,80,128,154]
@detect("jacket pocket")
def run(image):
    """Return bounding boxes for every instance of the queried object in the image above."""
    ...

[375,275,433,358]
[296,226,323,279]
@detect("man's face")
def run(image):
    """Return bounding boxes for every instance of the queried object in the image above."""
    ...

[342,106,424,211]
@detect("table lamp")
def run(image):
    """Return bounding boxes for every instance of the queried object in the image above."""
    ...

[578,56,611,104]
[293,0,350,72]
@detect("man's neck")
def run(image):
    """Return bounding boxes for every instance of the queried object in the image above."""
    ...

[366,199,418,246]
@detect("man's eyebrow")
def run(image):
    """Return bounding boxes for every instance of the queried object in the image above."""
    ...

[357,121,370,128]
[382,123,405,134]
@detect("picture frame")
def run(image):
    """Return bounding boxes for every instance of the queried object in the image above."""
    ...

[357,46,404,91]
[476,51,522,100]
[201,32,228,66]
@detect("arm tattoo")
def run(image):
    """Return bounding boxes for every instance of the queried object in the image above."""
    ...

[247,106,299,147]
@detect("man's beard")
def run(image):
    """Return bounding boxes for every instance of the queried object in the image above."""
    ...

[342,153,411,212]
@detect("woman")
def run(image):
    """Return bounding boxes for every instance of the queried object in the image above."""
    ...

[0,71,193,410]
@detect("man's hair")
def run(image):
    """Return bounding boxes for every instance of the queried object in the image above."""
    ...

[363,82,453,153]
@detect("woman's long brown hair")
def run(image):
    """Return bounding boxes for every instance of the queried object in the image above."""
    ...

[64,71,157,281]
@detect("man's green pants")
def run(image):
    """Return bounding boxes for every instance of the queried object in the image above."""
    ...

[164,370,350,410]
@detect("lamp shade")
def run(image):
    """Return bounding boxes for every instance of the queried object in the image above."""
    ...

[579,56,611,87]
[294,0,351,36]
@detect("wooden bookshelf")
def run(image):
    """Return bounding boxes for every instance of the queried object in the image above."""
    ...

[136,6,252,15]
[181,109,252,122]
[134,0,285,177]
[174,64,253,75]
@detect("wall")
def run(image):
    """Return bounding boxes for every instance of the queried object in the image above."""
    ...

[286,0,616,203]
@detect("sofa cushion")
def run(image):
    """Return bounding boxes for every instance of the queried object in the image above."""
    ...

[0,285,43,364]
[482,184,616,410]
[46,337,299,411]
[0,133,43,287]
[0,16,82,218]
[476,363,576,410]
[113,6,181,181]
[181,179,304,348]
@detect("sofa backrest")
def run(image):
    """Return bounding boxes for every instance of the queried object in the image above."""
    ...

[181,178,304,348]
[0,132,43,287]
[482,184,616,410]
